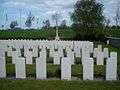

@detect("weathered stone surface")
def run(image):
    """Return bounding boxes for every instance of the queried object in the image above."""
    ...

[0,56,6,78]
[106,52,117,80]
[25,51,33,64]
[36,52,47,79]
[15,57,26,79]
[103,48,109,58]
[97,52,104,65]
[83,58,94,80]
[61,57,71,80]
[53,51,61,65]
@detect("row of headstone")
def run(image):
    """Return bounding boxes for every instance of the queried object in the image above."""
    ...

[0,40,118,80]
[0,40,93,65]
[0,40,113,67]
[0,40,93,51]
[0,51,117,80]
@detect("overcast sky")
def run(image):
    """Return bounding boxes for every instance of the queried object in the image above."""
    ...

[0,0,119,29]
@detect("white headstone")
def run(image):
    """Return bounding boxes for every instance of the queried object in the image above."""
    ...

[40,48,46,57]
[103,48,109,58]
[53,51,61,65]
[15,57,26,79]
[96,52,104,65]
[82,49,90,65]
[107,40,109,45]
[83,58,94,80]
[110,52,117,64]
[98,45,102,52]
[49,47,54,57]
[106,53,117,80]
[58,47,64,58]
[36,52,47,79]
[7,46,12,57]
[0,50,5,57]
[32,46,38,57]
[61,57,71,80]
[93,48,98,58]
[0,42,7,51]
[74,48,81,58]
[12,51,21,64]
[89,42,94,53]
[67,50,75,65]
[25,51,33,64]
[0,56,6,78]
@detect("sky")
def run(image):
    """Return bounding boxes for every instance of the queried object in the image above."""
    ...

[0,0,119,29]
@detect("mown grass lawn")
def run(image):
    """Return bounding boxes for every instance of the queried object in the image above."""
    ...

[0,79,120,90]
[0,29,120,39]
[6,64,106,79]
[0,29,76,40]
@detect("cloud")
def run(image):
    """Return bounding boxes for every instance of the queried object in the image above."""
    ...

[0,0,119,28]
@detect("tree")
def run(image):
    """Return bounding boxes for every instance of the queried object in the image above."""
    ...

[60,20,67,29]
[52,13,61,29]
[114,1,120,28]
[42,19,50,29]
[10,21,18,29]
[36,18,39,29]
[104,19,110,27]
[52,13,61,40]
[71,0,104,31]
[71,0,105,41]
[25,11,35,29]
[1,25,4,29]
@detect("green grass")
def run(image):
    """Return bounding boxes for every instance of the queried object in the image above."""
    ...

[104,29,120,38]
[0,30,56,39]
[0,29,120,39]
[5,64,106,78]
[0,29,76,40]
[1,79,120,90]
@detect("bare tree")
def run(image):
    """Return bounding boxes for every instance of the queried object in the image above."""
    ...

[36,18,39,29]
[114,1,120,28]
[60,19,67,29]
[19,9,22,28]
[52,13,60,30]
[25,11,35,29]
[42,19,50,29]
[52,13,61,40]
[10,20,18,29]
[105,19,110,27]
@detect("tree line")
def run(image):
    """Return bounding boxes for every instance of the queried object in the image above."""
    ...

[1,0,120,41]
[8,12,68,30]
[2,0,120,30]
